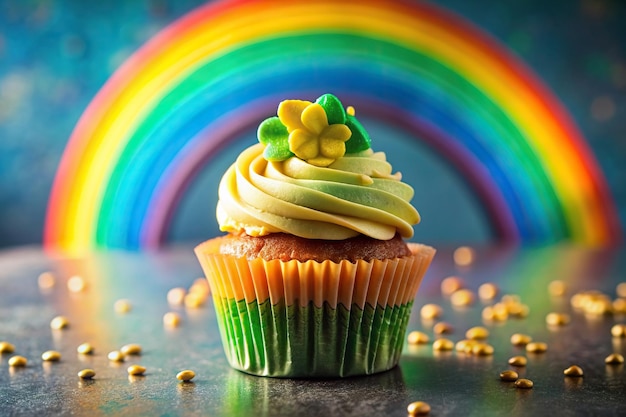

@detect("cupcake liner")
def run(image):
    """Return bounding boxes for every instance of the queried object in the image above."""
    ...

[195,241,435,377]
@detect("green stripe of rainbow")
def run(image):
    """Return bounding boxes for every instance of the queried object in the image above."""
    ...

[44,0,621,254]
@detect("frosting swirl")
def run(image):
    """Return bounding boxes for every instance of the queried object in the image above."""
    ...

[216,94,421,240]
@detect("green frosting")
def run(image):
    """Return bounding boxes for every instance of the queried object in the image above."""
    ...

[213,296,413,378]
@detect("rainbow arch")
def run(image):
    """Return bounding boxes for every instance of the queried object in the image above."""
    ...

[44,0,621,254]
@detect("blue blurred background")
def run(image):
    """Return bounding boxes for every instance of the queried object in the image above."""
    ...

[1,0,625,249]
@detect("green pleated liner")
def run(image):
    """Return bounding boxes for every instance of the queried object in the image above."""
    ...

[195,241,435,378]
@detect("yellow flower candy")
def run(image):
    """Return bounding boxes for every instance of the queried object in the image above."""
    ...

[278,100,351,167]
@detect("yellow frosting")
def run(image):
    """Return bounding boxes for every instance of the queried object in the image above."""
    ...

[216,143,420,240]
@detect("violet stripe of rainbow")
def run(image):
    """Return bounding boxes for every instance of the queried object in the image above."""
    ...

[44,0,621,254]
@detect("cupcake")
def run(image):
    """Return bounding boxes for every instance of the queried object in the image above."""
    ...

[195,93,435,378]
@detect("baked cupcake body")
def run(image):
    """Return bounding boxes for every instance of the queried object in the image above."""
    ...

[195,94,435,377]
[195,237,435,377]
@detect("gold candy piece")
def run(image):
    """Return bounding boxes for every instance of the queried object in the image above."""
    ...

[563,365,584,377]
[514,378,534,389]
[526,342,548,353]
[433,322,454,335]
[77,342,94,355]
[67,275,87,292]
[78,369,96,379]
[420,304,443,320]
[107,350,125,362]
[472,343,494,356]
[176,370,196,382]
[510,333,532,346]
[605,353,625,365]
[0,341,15,354]
[407,331,430,345]
[167,287,187,306]
[611,324,626,338]
[440,276,464,297]
[114,299,133,314]
[466,326,489,340]
[163,312,182,328]
[548,280,567,297]
[450,289,476,307]
[455,339,476,353]
[407,401,431,415]
[546,312,570,326]
[8,355,27,367]
[453,246,475,266]
[499,370,519,381]
[508,356,528,367]
[127,365,146,376]
[478,283,499,301]
[120,344,142,356]
[432,338,454,351]
[41,350,61,362]
[38,272,56,290]
[50,316,69,330]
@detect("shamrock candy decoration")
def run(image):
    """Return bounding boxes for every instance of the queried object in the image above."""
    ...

[257,93,371,166]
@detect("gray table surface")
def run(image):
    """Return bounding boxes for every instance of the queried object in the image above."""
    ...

[1,244,625,416]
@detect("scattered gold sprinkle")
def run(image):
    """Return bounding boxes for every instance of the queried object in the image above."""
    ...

[50,316,69,330]
[508,356,528,367]
[189,278,210,296]
[67,275,87,292]
[167,287,187,306]
[465,326,489,340]
[453,246,475,266]
[163,312,182,328]
[571,291,613,315]
[433,322,454,335]
[8,355,27,367]
[510,333,532,346]
[420,304,443,320]
[455,339,476,353]
[546,312,571,326]
[407,331,430,345]
[499,370,519,381]
[478,283,499,301]
[611,324,626,338]
[563,365,584,377]
[38,272,56,290]
[450,289,476,307]
[120,343,142,356]
[127,365,146,376]
[514,378,534,389]
[432,338,454,351]
[482,304,509,322]
[472,343,494,356]
[440,276,464,297]
[78,369,96,379]
[41,350,61,362]
[107,350,125,362]
[548,280,567,297]
[77,343,94,355]
[526,342,548,353]
[407,401,431,415]
[176,369,196,382]
[114,299,133,314]
[617,282,626,299]
[183,292,205,309]
[500,294,529,318]
[605,353,625,364]
[0,341,15,354]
